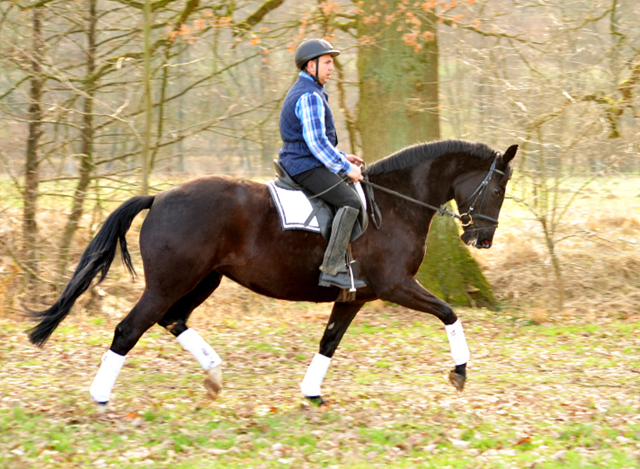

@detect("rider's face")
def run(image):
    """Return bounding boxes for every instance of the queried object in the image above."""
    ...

[308,54,334,86]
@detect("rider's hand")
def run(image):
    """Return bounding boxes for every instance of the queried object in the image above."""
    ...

[347,164,363,183]
[346,154,364,167]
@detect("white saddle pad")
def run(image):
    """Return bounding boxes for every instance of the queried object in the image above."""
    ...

[266,180,367,233]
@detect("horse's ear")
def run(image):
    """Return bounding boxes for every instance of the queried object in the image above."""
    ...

[501,144,518,164]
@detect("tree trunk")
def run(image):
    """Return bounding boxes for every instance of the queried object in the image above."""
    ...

[141,0,152,194]
[357,4,440,161]
[23,6,44,286]
[355,2,496,308]
[416,206,497,309]
[55,0,97,288]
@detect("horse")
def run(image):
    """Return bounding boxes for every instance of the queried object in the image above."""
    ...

[28,139,517,407]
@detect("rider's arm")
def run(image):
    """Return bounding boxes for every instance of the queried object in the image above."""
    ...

[295,92,352,175]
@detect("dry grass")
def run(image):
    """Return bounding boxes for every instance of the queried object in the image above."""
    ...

[473,212,640,321]
[2,189,640,321]
[1,180,640,468]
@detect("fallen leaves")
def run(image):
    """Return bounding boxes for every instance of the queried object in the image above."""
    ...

[1,284,639,467]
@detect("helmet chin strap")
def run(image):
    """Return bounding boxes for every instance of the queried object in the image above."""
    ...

[305,57,322,86]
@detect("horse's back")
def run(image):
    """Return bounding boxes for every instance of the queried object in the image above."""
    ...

[147,175,269,227]
[138,176,269,274]
[138,175,339,301]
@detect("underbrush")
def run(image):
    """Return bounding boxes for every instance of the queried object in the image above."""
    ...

[476,213,640,321]
[3,212,639,324]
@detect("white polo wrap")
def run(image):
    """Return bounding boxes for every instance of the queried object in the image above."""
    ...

[89,349,126,403]
[177,328,222,371]
[445,320,470,365]
[300,353,331,397]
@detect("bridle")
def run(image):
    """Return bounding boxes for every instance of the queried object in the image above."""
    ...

[361,155,506,231]
[455,155,506,229]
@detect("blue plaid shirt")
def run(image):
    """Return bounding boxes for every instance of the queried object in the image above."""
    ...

[294,72,352,174]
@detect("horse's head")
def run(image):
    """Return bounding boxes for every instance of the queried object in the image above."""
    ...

[454,144,518,249]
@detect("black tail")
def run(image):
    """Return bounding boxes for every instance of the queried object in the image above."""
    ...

[28,195,155,347]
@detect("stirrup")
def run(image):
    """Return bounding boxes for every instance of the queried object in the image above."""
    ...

[318,270,366,290]
[318,253,366,292]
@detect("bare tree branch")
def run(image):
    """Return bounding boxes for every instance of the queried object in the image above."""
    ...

[236,0,286,32]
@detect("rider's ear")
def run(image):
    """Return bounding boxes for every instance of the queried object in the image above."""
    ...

[501,145,518,165]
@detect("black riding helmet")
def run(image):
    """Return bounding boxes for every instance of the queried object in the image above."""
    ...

[295,39,340,84]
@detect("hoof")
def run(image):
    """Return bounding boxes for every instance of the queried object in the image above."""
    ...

[448,369,466,392]
[204,366,222,399]
[96,402,109,413]
[305,395,327,407]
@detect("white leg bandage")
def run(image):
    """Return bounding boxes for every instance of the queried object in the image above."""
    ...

[90,350,126,403]
[300,353,331,397]
[177,328,222,371]
[445,320,470,365]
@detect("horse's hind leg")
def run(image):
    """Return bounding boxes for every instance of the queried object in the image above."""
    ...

[158,271,223,399]
[301,300,365,405]
[90,290,175,406]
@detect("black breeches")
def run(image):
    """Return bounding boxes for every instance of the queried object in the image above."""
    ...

[293,166,361,211]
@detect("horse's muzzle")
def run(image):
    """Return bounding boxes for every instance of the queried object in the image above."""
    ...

[474,238,492,249]
[460,230,493,249]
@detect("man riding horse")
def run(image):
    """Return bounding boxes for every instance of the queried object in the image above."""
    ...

[278,38,366,290]
[28,36,518,408]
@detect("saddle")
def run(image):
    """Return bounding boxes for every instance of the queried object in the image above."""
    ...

[270,160,368,243]
[269,161,369,301]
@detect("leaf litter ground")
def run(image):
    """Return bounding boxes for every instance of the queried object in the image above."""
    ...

[1,279,639,469]
[1,177,639,468]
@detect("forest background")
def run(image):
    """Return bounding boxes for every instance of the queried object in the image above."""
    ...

[1,1,640,468]
[1,0,638,314]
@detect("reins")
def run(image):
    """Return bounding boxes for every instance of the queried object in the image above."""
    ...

[305,156,504,232]
[360,178,462,226]
[361,156,504,230]
[305,166,468,228]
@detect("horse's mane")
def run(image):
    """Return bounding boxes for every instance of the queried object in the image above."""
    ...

[364,139,498,176]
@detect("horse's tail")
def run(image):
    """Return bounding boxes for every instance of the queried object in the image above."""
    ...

[28,195,155,347]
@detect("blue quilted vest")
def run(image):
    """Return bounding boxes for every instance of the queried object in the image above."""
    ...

[278,74,338,177]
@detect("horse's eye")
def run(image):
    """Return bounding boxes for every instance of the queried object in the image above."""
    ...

[494,188,503,197]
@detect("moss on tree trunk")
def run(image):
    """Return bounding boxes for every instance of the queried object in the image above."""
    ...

[357,3,440,160]
[416,209,497,310]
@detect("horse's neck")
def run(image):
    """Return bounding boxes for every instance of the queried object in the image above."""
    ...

[367,160,456,234]
[369,158,456,208]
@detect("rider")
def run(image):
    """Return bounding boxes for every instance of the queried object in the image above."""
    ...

[278,38,365,290]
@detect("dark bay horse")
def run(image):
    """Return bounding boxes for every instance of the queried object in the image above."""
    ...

[29,139,517,407]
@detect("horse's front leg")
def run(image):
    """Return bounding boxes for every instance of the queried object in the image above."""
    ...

[379,278,469,391]
[301,301,365,405]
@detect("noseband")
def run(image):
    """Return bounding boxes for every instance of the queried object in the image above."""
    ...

[361,155,505,230]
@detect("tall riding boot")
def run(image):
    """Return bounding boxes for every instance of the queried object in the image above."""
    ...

[319,206,359,276]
